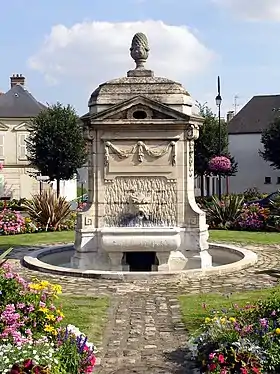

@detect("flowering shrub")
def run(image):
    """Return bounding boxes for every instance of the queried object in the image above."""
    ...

[0,209,25,235]
[209,156,231,173]
[0,263,96,373]
[205,195,244,229]
[190,291,280,373]
[235,204,270,231]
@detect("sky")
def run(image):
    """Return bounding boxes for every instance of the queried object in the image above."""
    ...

[1,0,280,117]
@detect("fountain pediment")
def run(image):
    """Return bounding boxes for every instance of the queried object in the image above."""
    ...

[89,96,195,123]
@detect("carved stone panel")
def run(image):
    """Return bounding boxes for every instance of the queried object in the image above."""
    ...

[104,140,177,177]
[104,177,177,226]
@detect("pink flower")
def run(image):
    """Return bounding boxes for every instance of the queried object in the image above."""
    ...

[209,156,231,173]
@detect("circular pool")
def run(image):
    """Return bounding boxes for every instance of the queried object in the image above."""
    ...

[22,243,258,280]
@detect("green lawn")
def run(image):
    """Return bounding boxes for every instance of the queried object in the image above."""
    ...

[0,229,279,250]
[0,230,74,249]
[209,230,280,245]
[59,295,109,344]
[179,287,279,334]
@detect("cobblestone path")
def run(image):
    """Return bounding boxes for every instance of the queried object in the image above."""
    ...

[6,244,280,373]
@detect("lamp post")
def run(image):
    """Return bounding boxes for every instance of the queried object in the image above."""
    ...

[36,175,49,195]
[215,76,222,200]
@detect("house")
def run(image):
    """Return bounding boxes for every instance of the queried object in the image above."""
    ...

[0,74,47,199]
[228,95,280,194]
[0,74,77,200]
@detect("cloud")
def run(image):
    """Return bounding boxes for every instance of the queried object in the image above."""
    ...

[212,0,280,21]
[28,20,214,88]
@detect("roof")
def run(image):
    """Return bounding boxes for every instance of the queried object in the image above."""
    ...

[0,84,46,118]
[228,95,280,134]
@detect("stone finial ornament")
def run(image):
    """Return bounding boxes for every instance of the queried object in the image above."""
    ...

[130,32,150,69]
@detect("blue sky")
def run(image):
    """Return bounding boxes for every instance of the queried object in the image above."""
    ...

[1,0,280,116]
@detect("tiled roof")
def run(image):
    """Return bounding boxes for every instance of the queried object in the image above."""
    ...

[0,84,46,118]
[228,95,280,134]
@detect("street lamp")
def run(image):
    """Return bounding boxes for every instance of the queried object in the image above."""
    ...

[36,175,49,195]
[215,76,222,200]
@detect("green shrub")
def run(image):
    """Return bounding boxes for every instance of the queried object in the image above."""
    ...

[205,195,244,229]
[23,190,71,231]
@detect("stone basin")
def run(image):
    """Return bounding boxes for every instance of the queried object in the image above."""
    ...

[101,227,181,270]
[100,227,181,253]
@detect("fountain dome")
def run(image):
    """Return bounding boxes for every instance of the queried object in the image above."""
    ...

[88,33,192,116]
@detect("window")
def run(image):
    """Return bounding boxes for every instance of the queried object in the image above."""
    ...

[0,134,4,159]
[264,176,271,184]
[132,110,148,119]
[18,133,28,160]
[277,177,280,185]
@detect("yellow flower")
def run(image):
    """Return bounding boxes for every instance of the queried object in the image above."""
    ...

[45,314,56,321]
[57,309,65,318]
[44,324,54,333]
[205,317,211,323]
[29,283,41,291]
[220,318,226,324]
[39,307,48,314]
[40,280,50,288]
[52,284,62,294]
[275,328,280,335]
[229,317,236,323]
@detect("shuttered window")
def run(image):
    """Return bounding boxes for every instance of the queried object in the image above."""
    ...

[18,133,28,159]
[0,134,4,158]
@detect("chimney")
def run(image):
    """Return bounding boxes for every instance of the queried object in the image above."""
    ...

[10,74,25,88]
[227,110,235,123]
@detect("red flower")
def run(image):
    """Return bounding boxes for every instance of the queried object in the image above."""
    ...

[240,368,248,374]
[218,354,225,363]
[208,363,217,371]
[23,359,33,369]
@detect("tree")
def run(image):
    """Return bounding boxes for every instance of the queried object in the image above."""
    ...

[195,104,238,196]
[27,103,87,197]
[260,117,280,170]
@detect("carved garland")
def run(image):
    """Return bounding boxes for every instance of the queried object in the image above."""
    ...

[104,140,177,166]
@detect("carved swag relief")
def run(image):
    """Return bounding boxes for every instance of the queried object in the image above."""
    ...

[104,140,177,166]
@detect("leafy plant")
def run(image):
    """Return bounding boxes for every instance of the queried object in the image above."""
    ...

[243,187,264,203]
[260,116,280,171]
[0,247,13,267]
[26,103,87,196]
[194,103,238,196]
[206,195,244,229]
[23,190,71,231]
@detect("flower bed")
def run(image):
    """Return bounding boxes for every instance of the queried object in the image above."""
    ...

[0,209,75,235]
[189,291,280,373]
[0,263,96,373]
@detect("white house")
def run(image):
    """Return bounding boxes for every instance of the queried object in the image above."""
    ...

[228,95,280,194]
[0,74,77,200]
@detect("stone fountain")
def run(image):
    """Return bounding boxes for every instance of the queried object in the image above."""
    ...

[73,32,211,272]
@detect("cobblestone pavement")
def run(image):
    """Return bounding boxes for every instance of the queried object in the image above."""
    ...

[6,244,280,373]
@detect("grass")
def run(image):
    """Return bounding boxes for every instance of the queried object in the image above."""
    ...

[209,230,280,245]
[179,287,279,334]
[59,295,109,344]
[0,230,74,249]
[0,229,280,249]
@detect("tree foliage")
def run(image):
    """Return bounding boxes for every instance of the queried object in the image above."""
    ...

[195,103,238,177]
[260,117,280,170]
[26,103,87,195]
